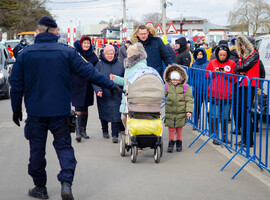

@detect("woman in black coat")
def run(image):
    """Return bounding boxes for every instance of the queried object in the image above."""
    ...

[93,45,125,143]
[72,36,99,142]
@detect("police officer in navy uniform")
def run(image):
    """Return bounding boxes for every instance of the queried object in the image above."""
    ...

[9,16,120,200]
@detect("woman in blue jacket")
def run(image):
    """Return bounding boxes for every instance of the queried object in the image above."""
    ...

[72,36,99,142]
[191,48,209,129]
[93,45,125,143]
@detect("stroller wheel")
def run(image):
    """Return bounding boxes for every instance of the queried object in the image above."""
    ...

[131,146,138,163]
[154,146,161,163]
[160,138,163,157]
[120,134,126,157]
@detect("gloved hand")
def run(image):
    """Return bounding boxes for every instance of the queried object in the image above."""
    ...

[13,112,22,127]
[110,84,123,97]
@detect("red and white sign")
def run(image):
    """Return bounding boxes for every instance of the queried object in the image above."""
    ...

[145,22,154,27]
[156,24,164,35]
[166,23,178,34]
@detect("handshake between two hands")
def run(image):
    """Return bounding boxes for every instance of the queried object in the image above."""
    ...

[97,74,122,98]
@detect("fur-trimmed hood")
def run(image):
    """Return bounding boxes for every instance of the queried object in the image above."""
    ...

[236,35,254,59]
[123,42,147,68]
[163,64,188,85]
[131,25,157,44]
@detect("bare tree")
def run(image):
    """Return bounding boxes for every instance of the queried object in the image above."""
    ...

[141,12,170,27]
[228,0,270,36]
[142,13,162,26]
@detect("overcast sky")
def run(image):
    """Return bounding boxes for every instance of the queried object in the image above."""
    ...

[46,0,238,31]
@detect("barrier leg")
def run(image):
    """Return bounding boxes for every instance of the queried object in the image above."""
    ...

[253,155,264,171]
[195,133,214,153]
[223,145,233,154]
[220,148,242,171]
[231,155,255,179]
[188,129,207,148]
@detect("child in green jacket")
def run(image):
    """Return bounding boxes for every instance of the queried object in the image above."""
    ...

[164,65,194,152]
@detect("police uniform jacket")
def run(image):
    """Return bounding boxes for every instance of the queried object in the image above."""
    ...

[10,32,115,117]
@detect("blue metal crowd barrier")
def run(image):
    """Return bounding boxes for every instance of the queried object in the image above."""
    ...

[185,67,270,179]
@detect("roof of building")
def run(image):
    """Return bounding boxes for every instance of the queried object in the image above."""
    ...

[171,16,227,31]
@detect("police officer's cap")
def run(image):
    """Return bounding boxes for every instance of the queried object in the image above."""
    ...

[38,16,58,28]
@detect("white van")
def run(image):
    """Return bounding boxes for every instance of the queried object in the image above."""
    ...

[4,39,20,49]
[255,35,270,116]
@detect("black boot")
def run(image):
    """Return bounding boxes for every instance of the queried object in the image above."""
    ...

[75,115,82,142]
[222,119,230,144]
[167,140,175,152]
[80,114,89,139]
[28,186,49,199]
[176,140,182,152]
[211,119,220,145]
[61,182,74,200]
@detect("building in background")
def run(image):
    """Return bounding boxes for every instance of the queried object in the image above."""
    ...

[170,16,228,43]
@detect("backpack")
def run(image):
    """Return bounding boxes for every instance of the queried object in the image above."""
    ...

[165,83,187,101]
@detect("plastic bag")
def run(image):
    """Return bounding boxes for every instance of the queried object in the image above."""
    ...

[127,118,162,136]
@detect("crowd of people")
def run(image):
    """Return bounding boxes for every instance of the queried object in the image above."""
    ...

[9,16,265,200]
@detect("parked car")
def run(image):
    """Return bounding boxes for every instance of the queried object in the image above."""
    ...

[0,45,15,99]
[255,35,270,117]
[4,39,20,49]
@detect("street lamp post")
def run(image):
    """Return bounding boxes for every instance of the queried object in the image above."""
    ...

[180,18,186,34]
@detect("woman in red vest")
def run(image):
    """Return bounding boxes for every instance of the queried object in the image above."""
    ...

[234,35,260,148]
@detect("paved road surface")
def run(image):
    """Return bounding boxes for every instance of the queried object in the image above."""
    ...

[0,98,269,200]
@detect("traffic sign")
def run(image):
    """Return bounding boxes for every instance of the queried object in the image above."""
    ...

[156,24,164,35]
[166,23,178,34]
[145,22,154,27]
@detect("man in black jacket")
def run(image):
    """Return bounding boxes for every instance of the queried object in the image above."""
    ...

[175,37,191,67]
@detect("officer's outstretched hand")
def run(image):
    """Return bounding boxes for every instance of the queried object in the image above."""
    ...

[13,112,22,127]
[110,84,123,97]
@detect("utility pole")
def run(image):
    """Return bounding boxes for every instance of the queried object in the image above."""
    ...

[123,0,126,25]
[162,0,166,35]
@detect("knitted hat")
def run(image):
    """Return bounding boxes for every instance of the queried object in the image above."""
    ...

[38,16,57,28]
[79,36,91,46]
[103,45,115,54]
[170,71,181,80]
[230,36,236,46]
[218,40,228,46]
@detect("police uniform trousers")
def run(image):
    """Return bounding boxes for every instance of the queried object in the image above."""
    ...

[24,115,77,187]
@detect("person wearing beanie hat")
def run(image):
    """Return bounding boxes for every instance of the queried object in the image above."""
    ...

[170,71,181,80]
[93,44,124,143]
[10,16,118,200]
[72,35,99,142]
[103,44,115,55]
[163,64,194,152]
[38,16,58,28]
[210,40,229,60]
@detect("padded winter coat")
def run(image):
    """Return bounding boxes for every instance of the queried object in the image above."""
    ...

[163,65,194,127]
[71,40,99,107]
[206,45,236,101]
[93,50,124,122]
